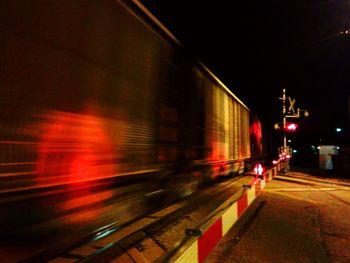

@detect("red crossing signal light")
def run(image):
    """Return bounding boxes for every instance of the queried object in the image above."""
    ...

[286,123,298,132]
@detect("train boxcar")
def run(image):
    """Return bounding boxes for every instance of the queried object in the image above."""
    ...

[193,64,252,180]
[0,0,268,236]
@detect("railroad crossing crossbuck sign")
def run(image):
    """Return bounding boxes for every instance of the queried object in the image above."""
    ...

[288,96,296,114]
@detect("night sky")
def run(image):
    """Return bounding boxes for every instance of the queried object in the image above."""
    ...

[140,0,350,147]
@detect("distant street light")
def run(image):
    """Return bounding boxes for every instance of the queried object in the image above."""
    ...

[336,127,342,133]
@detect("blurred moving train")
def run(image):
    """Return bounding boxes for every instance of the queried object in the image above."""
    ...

[0,0,269,236]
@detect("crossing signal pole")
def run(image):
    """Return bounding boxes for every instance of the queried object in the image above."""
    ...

[276,89,309,171]
[281,89,287,154]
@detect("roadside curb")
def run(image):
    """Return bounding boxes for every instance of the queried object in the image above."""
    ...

[168,161,285,263]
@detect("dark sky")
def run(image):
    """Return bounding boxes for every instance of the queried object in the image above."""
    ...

[140,0,350,145]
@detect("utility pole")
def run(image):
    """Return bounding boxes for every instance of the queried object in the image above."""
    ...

[278,89,288,155]
[282,89,287,153]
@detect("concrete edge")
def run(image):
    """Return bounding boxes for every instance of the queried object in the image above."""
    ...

[168,160,286,263]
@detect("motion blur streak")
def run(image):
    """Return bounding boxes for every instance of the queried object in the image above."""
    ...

[36,110,119,186]
[0,0,270,243]
[250,120,263,154]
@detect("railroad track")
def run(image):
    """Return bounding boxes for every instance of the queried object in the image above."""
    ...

[18,174,252,262]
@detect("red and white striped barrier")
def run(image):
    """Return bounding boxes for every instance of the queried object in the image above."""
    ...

[171,162,284,263]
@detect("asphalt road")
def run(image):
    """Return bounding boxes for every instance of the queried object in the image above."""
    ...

[206,170,350,263]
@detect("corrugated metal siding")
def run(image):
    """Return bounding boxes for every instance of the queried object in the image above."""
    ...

[211,85,229,161]
[212,85,220,161]
[240,108,251,159]
[206,78,213,160]
[192,67,213,161]
[234,101,241,160]
[228,98,234,160]
[223,92,229,160]
[0,0,256,192]
[0,0,167,190]
[193,65,252,164]
[218,87,225,160]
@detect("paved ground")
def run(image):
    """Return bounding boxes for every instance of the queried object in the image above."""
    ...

[206,170,350,263]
